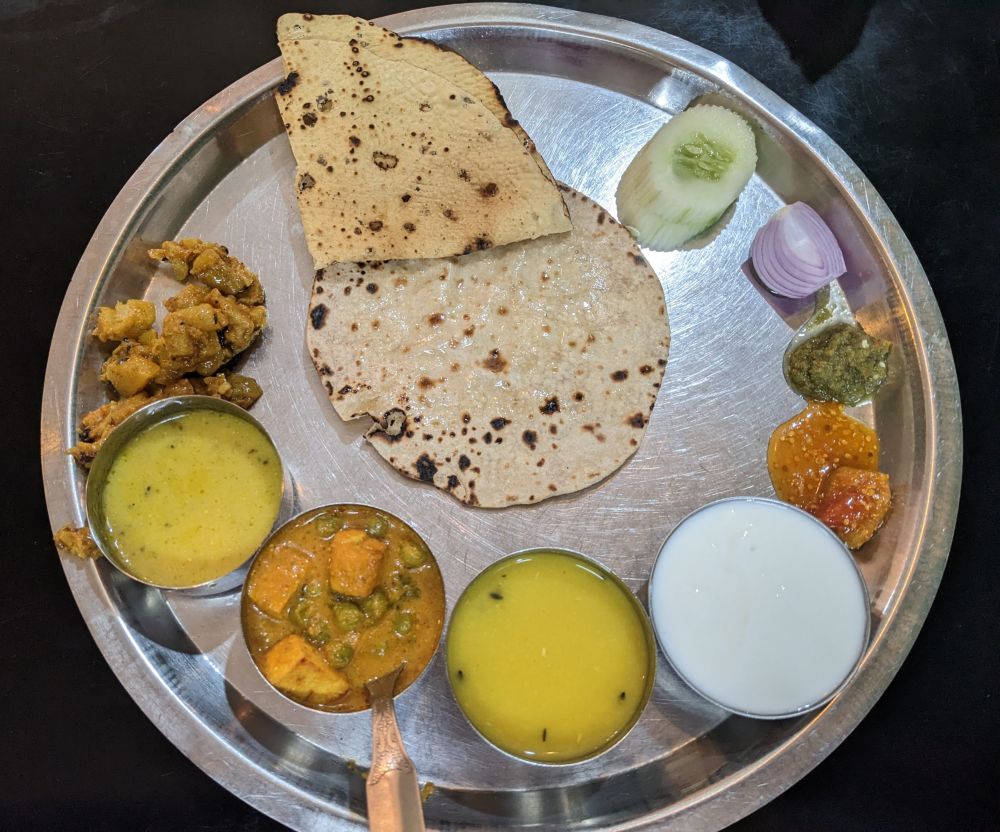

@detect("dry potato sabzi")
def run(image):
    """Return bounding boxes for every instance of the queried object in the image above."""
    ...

[57,240,268,559]
[243,506,445,712]
[68,239,267,466]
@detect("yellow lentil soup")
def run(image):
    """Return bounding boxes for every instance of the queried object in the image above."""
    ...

[447,550,654,763]
[100,408,282,587]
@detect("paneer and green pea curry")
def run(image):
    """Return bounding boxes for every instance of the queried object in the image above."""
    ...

[242,505,445,712]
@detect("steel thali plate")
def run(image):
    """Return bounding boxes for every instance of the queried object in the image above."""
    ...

[40,4,962,830]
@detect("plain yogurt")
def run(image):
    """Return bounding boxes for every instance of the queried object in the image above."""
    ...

[649,497,870,718]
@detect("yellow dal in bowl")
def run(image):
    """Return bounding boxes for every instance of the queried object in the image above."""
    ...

[447,550,653,763]
[101,409,282,587]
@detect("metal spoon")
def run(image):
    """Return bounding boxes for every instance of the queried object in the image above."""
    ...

[781,281,856,394]
[365,665,426,832]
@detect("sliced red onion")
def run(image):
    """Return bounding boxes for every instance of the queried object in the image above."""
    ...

[750,202,846,298]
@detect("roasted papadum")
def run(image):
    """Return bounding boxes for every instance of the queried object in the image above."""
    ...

[276,14,570,268]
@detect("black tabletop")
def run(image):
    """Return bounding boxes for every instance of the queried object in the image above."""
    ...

[4,1,998,830]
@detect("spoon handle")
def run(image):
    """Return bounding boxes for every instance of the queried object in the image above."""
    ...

[367,685,426,832]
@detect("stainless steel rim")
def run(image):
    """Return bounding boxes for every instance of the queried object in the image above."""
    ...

[39,5,962,830]
[647,496,872,721]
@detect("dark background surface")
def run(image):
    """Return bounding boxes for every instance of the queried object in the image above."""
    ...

[3,1,998,830]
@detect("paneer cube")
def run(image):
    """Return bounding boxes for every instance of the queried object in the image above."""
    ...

[92,299,156,342]
[328,529,387,598]
[261,634,349,703]
[247,544,310,617]
[812,466,892,549]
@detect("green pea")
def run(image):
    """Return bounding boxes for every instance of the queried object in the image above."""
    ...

[362,589,389,623]
[306,621,330,645]
[333,602,364,631]
[315,513,344,538]
[365,513,389,538]
[324,641,354,668]
[394,612,413,636]
[289,599,312,629]
[399,542,426,568]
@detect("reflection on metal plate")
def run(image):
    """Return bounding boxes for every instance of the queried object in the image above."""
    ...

[41,4,961,830]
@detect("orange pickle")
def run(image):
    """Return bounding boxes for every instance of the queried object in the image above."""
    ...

[767,401,890,549]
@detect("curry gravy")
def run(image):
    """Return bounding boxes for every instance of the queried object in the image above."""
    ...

[101,409,282,587]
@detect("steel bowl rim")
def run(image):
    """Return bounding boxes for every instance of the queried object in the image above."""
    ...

[444,545,658,767]
[85,394,285,592]
[647,495,872,720]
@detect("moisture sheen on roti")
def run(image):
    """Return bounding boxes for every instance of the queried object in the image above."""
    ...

[276,14,570,268]
[307,187,670,507]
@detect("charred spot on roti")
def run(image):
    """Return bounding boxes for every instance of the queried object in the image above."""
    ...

[370,408,407,442]
[548,425,557,435]
[366,282,378,293]
[310,304,329,330]
[483,432,493,444]
[522,430,538,450]
[480,183,499,197]
[629,413,646,428]
[490,417,509,431]
[277,71,300,95]
[428,313,444,326]
[302,111,318,127]
[458,169,470,181]
[368,220,383,232]
[482,349,507,373]
[458,454,471,471]
[611,370,629,381]
[536,458,545,467]
[298,172,316,191]
[639,364,653,374]
[443,208,456,220]
[539,396,560,415]
[573,391,585,401]
[372,151,398,170]
[338,385,352,395]
[597,211,606,224]
[418,376,436,390]
[403,222,416,233]
[446,474,459,489]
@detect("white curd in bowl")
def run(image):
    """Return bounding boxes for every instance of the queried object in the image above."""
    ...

[649,497,870,718]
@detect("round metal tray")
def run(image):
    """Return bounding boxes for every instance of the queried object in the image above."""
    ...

[40,4,962,830]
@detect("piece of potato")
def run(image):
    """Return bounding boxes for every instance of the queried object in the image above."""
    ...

[248,544,310,617]
[812,466,892,549]
[260,634,349,702]
[92,299,156,342]
[53,525,101,559]
[99,339,161,397]
[328,529,387,598]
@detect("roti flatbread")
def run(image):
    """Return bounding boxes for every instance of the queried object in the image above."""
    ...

[307,187,669,507]
[276,16,570,268]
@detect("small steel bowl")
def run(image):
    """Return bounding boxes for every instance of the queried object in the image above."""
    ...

[240,504,446,713]
[648,496,872,720]
[86,395,285,594]
[444,547,657,766]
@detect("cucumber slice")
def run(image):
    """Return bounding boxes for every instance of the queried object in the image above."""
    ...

[616,105,757,250]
